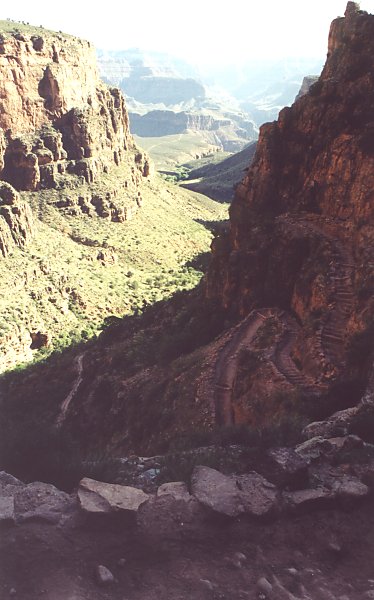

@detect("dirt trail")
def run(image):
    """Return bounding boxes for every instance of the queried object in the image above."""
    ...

[213,311,270,426]
[280,213,354,374]
[210,213,355,427]
[55,353,85,427]
[271,312,325,395]
[321,240,354,369]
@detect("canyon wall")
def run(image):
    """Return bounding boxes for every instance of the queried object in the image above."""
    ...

[0,24,151,193]
[207,2,374,321]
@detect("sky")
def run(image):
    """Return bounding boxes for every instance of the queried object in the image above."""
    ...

[2,0,374,65]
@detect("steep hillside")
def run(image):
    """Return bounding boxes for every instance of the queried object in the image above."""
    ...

[1,8,374,600]
[181,142,257,202]
[1,3,373,468]
[206,0,374,423]
[0,21,226,371]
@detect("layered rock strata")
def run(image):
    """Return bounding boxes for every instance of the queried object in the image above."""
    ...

[0,25,151,192]
[0,181,34,256]
[206,2,374,416]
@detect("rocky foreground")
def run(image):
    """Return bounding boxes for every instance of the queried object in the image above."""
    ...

[2,395,374,599]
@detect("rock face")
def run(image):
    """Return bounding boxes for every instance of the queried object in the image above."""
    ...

[295,75,320,101]
[0,24,150,192]
[129,110,229,137]
[206,3,374,424]
[129,110,257,152]
[0,181,34,256]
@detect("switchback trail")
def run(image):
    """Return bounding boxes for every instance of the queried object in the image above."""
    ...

[271,312,326,395]
[279,213,354,375]
[55,353,85,427]
[213,310,270,426]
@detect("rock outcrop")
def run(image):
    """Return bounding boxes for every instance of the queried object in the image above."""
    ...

[0,181,34,256]
[294,75,320,101]
[205,2,374,423]
[0,23,151,192]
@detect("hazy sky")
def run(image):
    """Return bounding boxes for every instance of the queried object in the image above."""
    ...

[3,0,374,64]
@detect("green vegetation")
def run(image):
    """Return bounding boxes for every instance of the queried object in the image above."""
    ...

[133,132,222,172]
[0,19,73,39]
[0,163,227,371]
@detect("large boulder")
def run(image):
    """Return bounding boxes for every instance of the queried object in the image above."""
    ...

[0,474,75,525]
[191,466,278,518]
[78,477,149,515]
[191,466,244,517]
[236,472,279,517]
[14,481,75,524]
[266,447,309,488]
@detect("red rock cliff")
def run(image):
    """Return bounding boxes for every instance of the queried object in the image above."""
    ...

[205,2,373,420]
[207,2,373,315]
[0,24,151,191]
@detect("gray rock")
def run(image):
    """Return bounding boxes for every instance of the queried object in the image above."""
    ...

[0,496,15,526]
[191,466,278,518]
[236,472,279,517]
[225,552,247,569]
[283,488,332,512]
[95,564,115,585]
[364,591,374,599]
[78,477,149,514]
[296,435,363,465]
[0,472,23,487]
[310,465,369,503]
[14,481,75,524]
[302,405,359,439]
[327,541,342,554]
[157,481,191,501]
[257,577,273,595]
[191,466,244,517]
[267,447,309,487]
[333,476,369,502]
[295,437,333,462]
[233,551,247,563]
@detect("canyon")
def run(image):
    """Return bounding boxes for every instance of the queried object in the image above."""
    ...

[5,1,371,458]
[0,3,373,599]
[0,20,225,371]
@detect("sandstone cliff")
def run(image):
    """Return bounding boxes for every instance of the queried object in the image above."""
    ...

[0,181,34,256]
[204,1,373,424]
[0,22,151,194]
[0,22,235,375]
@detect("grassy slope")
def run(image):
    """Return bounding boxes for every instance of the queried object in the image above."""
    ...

[0,167,227,370]
[0,19,76,39]
[133,132,222,172]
